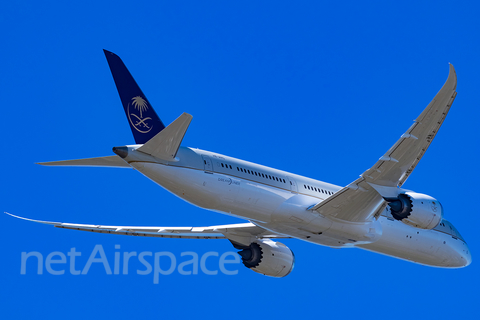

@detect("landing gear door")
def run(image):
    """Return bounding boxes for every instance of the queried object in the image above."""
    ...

[288,176,298,193]
[202,155,213,173]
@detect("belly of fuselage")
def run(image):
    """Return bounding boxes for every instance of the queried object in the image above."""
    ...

[130,162,292,222]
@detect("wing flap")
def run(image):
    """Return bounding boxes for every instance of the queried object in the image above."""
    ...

[311,178,387,222]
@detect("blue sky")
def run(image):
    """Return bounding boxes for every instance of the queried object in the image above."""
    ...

[1,1,479,318]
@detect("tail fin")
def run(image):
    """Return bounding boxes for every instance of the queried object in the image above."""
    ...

[103,49,165,144]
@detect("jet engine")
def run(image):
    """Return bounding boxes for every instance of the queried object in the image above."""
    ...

[386,192,443,229]
[233,239,295,277]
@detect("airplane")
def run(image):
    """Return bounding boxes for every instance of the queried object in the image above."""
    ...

[6,50,471,277]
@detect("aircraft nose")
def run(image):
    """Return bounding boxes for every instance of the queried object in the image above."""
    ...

[464,245,472,267]
[439,241,471,268]
[453,244,471,267]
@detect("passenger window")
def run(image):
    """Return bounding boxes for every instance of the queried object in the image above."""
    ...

[255,172,258,176]
[221,163,224,168]
[237,167,239,171]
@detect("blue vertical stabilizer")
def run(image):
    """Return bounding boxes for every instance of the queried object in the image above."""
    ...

[104,49,165,144]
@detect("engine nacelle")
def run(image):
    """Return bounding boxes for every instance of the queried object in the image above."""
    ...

[235,239,295,277]
[386,192,443,229]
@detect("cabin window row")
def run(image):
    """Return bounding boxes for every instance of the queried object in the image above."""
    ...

[235,166,286,184]
[220,163,233,170]
[304,184,333,195]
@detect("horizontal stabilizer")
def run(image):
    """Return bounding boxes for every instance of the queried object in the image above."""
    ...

[137,112,192,161]
[37,155,131,168]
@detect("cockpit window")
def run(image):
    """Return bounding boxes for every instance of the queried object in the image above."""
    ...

[435,220,465,242]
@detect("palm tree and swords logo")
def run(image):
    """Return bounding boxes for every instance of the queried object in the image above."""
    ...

[127,96,153,133]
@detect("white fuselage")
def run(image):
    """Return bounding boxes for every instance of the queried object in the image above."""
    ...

[121,145,471,268]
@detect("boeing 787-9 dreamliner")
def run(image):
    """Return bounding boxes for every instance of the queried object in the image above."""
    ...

[6,50,471,277]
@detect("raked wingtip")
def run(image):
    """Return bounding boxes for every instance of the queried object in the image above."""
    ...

[4,212,59,225]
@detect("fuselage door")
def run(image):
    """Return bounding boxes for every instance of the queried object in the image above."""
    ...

[288,176,298,193]
[202,155,213,172]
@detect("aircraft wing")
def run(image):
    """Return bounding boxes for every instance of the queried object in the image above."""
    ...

[361,64,457,188]
[5,212,288,240]
[312,65,457,223]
